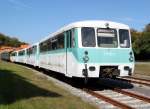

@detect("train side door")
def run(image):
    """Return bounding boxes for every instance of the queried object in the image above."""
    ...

[66,30,72,77]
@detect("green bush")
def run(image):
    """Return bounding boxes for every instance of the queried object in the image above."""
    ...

[132,31,150,60]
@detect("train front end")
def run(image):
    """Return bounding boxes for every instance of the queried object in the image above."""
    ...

[71,21,135,79]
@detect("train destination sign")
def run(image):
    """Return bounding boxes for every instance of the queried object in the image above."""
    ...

[97,28,115,37]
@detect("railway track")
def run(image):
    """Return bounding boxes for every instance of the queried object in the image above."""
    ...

[41,69,150,109]
[82,77,150,109]
[20,64,150,109]
[83,87,150,109]
[128,77,150,83]
[117,76,150,87]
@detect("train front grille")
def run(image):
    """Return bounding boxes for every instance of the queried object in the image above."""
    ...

[99,66,120,78]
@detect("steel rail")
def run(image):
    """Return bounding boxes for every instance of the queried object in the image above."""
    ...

[83,88,134,109]
[113,88,150,103]
[117,78,150,87]
[125,76,150,83]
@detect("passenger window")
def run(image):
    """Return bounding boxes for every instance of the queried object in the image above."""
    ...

[40,41,48,52]
[57,34,65,49]
[52,39,58,50]
[47,39,52,51]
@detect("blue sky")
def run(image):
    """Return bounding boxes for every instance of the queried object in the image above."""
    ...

[0,0,149,44]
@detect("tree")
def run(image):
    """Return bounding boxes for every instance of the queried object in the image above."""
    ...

[131,23,150,60]
[0,33,28,47]
[130,28,141,43]
[144,23,150,32]
[133,31,150,60]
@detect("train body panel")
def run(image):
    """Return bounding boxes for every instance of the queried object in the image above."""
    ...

[73,48,134,64]
[66,47,134,78]
[26,54,36,65]
[39,50,66,74]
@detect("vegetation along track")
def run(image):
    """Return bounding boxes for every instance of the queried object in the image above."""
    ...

[118,76,150,87]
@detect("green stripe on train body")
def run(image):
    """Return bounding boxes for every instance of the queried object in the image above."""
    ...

[71,48,134,64]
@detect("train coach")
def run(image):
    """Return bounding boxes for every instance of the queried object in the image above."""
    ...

[11,20,135,82]
[0,51,10,61]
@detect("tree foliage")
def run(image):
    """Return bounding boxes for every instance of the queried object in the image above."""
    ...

[0,33,27,47]
[131,24,150,60]
[144,23,150,32]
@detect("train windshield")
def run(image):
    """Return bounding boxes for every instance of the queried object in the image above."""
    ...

[119,29,130,48]
[81,27,96,47]
[97,28,118,48]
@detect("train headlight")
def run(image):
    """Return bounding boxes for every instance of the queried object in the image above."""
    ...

[83,51,89,63]
[89,66,96,71]
[129,51,134,62]
[129,57,133,62]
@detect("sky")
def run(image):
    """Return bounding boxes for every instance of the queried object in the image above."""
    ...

[0,0,150,44]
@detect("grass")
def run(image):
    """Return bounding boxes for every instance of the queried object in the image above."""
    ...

[134,62,150,76]
[0,61,97,109]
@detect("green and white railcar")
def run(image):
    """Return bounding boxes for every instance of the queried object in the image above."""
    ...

[37,20,135,79]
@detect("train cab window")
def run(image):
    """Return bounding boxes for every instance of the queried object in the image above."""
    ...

[119,29,130,48]
[81,27,96,47]
[97,28,117,48]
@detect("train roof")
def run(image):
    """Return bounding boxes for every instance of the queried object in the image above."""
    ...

[65,20,129,29]
[39,20,129,43]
